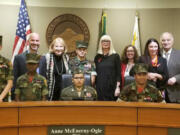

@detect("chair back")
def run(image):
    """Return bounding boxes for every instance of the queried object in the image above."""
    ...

[61,74,91,89]
[124,76,135,86]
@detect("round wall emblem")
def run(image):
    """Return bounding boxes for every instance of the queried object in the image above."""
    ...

[46,14,90,58]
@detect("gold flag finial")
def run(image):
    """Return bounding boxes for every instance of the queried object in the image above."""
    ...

[136,11,139,17]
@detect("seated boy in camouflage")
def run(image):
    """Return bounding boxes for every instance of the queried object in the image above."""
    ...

[60,69,97,101]
[117,63,163,102]
[15,53,48,101]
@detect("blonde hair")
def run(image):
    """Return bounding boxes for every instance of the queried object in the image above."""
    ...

[49,37,67,53]
[97,35,116,55]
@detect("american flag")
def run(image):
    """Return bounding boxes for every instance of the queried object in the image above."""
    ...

[12,0,31,62]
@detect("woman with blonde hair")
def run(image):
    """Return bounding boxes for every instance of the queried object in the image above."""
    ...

[94,35,121,101]
[39,37,69,100]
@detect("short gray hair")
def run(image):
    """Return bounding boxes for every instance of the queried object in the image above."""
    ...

[160,32,174,42]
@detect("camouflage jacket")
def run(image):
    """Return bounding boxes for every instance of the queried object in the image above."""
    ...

[118,82,163,102]
[15,73,48,101]
[0,55,13,93]
[69,57,96,75]
[60,85,97,101]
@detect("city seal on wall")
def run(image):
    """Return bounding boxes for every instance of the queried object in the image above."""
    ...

[46,14,90,58]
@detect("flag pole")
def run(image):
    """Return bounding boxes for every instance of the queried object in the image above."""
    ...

[96,9,107,52]
[132,10,141,56]
[136,11,142,56]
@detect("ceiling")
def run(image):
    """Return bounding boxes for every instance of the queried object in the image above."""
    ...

[0,0,180,9]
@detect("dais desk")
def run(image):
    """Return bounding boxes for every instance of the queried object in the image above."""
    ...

[0,101,180,135]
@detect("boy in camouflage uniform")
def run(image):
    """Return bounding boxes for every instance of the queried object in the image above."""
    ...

[15,53,48,101]
[69,41,96,86]
[60,69,97,101]
[117,63,163,102]
[0,39,13,102]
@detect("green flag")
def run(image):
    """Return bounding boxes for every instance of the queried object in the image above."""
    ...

[97,10,107,51]
[101,11,107,36]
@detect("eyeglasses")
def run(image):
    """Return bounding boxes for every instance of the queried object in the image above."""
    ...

[73,77,84,80]
[126,50,134,52]
[102,40,110,43]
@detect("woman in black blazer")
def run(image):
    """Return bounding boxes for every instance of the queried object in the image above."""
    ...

[138,38,168,91]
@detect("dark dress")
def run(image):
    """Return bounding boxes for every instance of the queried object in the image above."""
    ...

[138,56,169,90]
[39,53,66,100]
[53,55,66,100]
[94,53,121,101]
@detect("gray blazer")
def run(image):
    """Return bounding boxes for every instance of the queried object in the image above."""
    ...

[166,49,180,103]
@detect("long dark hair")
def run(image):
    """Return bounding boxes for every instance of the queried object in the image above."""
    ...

[121,45,139,64]
[144,38,161,57]
[142,38,161,65]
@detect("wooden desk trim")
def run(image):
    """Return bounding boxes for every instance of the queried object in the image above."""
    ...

[0,101,180,128]
[0,101,179,109]
[1,101,177,109]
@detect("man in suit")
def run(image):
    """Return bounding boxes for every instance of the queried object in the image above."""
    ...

[160,32,180,103]
[12,32,40,100]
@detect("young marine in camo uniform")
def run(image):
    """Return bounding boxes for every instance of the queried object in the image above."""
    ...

[0,38,13,102]
[15,53,48,101]
[60,69,97,101]
[117,63,163,102]
[69,41,96,86]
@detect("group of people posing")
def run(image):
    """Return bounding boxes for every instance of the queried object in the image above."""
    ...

[0,32,180,103]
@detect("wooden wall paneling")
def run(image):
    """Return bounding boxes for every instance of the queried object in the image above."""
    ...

[0,103,18,135]
[106,126,137,135]
[19,127,47,135]
[0,127,18,135]
[0,107,18,127]
[138,108,180,128]
[138,127,167,135]
[0,101,179,135]
[19,106,137,126]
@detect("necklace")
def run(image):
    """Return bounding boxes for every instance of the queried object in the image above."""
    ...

[151,55,158,67]
[53,56,64,75]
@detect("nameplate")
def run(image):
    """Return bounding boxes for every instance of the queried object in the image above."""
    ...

[48,125,104,135]
[168,128,180,135]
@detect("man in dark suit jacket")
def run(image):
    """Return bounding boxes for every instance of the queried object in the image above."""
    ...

[160,32,180,103]
[12,32,40,100]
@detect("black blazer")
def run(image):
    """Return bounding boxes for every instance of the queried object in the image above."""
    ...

[12,51,28,97]
[138,56,169,90]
